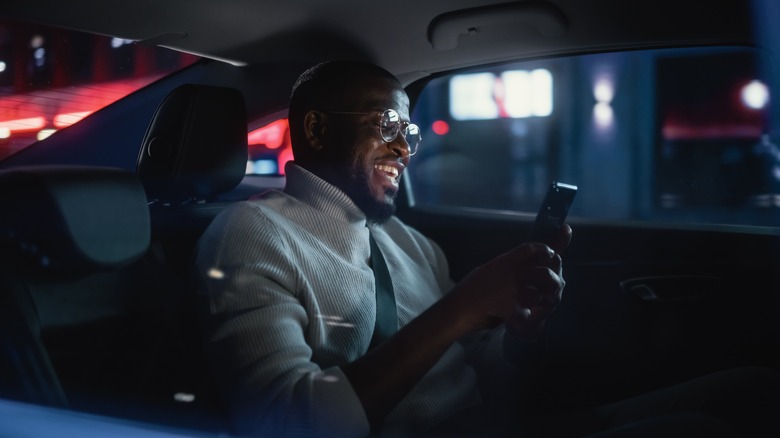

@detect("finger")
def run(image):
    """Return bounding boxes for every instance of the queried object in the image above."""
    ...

[538,284,562,307]
[515,288,562,313]
[516,270,563,312]
[531,281,563,314]
[516,285,543,308]
[535,286,562,311]
[518,266,564,296]
[550,224,573,253]
[514,242,554,261]
[523,243,556,265]
[506,307,546,341]
[489,243,543,269]
[530,297,559,320]
[547,253,563,276]
[514,303,532,320]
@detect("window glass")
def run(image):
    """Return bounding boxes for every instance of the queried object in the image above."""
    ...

[246,116,293,176]
[409,47,780,228]
[0,19,199,161]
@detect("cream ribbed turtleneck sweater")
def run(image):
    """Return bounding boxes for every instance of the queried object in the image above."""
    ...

[196,163,483,437]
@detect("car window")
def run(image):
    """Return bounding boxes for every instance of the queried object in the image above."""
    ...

[409,46,780,229]
[246,115,293,175]
[0,19,199,161]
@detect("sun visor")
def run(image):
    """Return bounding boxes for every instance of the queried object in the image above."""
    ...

[428,1,568,51]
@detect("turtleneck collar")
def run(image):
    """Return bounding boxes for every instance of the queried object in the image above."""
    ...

[283,161,368,227]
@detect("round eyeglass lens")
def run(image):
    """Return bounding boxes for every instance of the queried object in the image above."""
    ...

[405,124,421,155]
[380,109,421,155]
[380,109,400,142]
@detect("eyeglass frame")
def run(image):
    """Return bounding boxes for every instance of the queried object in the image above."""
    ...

[324,108,421,156]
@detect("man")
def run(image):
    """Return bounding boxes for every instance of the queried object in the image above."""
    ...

[196,60,780,437]
[195,60,568,437]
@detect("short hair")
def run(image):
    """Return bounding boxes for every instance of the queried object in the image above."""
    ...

[288,60,400,156]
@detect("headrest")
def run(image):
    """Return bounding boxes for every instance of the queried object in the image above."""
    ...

[0,166,150,275]
[136,84,248,204]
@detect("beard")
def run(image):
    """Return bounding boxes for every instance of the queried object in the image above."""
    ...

[342,164,396,225]
[317,131,398,224]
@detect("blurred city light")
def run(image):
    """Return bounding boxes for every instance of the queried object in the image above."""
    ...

[110,37,134,49]
[594,77,615,103]
[173,393,195,403]
[0,22,200,160]
[593,74,615,131]
[450,72,496,120]
[432,120,449,135]
[741,80,769,109]
[37,129,56,141]
[594,102,614,129]
[248,118,287,149]
[249,159,278,175]
[527,69,553,116]
[450,69,553,120]
[54,111,93,128]
[33,48,45,67]
[29,34,44,48]
[0,117,46,132]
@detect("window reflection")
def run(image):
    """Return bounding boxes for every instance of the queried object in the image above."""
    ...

[0,19,199,161]
[410,47,780,228]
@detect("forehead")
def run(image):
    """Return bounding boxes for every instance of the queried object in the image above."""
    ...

[342,76,409,114]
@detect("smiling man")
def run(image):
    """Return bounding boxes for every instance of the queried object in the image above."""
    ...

[195,60,569,437]
[287,61,415,224]
[196,60,780,438]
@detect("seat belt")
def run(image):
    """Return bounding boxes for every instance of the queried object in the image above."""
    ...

[368,230,398,349]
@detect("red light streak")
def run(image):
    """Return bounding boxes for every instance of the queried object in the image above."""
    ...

[0,117,46,132]
[0,75,166,135]
[248,118,288,149]
[54,111,93,128]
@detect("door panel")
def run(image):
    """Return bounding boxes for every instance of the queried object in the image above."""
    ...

[400,207,780,409]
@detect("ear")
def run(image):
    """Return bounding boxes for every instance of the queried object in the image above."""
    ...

[303,110,326,151]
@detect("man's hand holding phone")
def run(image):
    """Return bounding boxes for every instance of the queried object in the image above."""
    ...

[447,182,576,345]
[504,181,576,344]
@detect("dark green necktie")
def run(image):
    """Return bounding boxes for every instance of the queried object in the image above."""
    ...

[368,230,397,349]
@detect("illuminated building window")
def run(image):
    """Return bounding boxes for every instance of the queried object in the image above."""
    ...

[449,69,553,120]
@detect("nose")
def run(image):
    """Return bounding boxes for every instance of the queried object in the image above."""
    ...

[389,133,412,161]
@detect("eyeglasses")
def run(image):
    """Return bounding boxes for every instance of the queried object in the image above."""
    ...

[326,108,421,156]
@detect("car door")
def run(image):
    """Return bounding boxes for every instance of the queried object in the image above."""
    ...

[398,47,780,412]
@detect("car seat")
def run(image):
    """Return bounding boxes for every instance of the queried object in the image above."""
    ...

[0,165,150,411]
[136,83,247,250]
[134,83,249,427]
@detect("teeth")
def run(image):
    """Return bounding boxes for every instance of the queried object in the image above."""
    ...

[375,164,399,179]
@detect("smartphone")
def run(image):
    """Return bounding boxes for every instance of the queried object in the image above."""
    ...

[529,181,577,245]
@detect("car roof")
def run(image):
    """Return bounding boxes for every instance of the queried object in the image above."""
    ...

[1,0,755,84]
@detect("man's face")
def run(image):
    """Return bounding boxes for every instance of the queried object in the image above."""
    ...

[321,77,412,223]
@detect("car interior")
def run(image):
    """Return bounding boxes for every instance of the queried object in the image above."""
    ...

[1,0,780,436]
